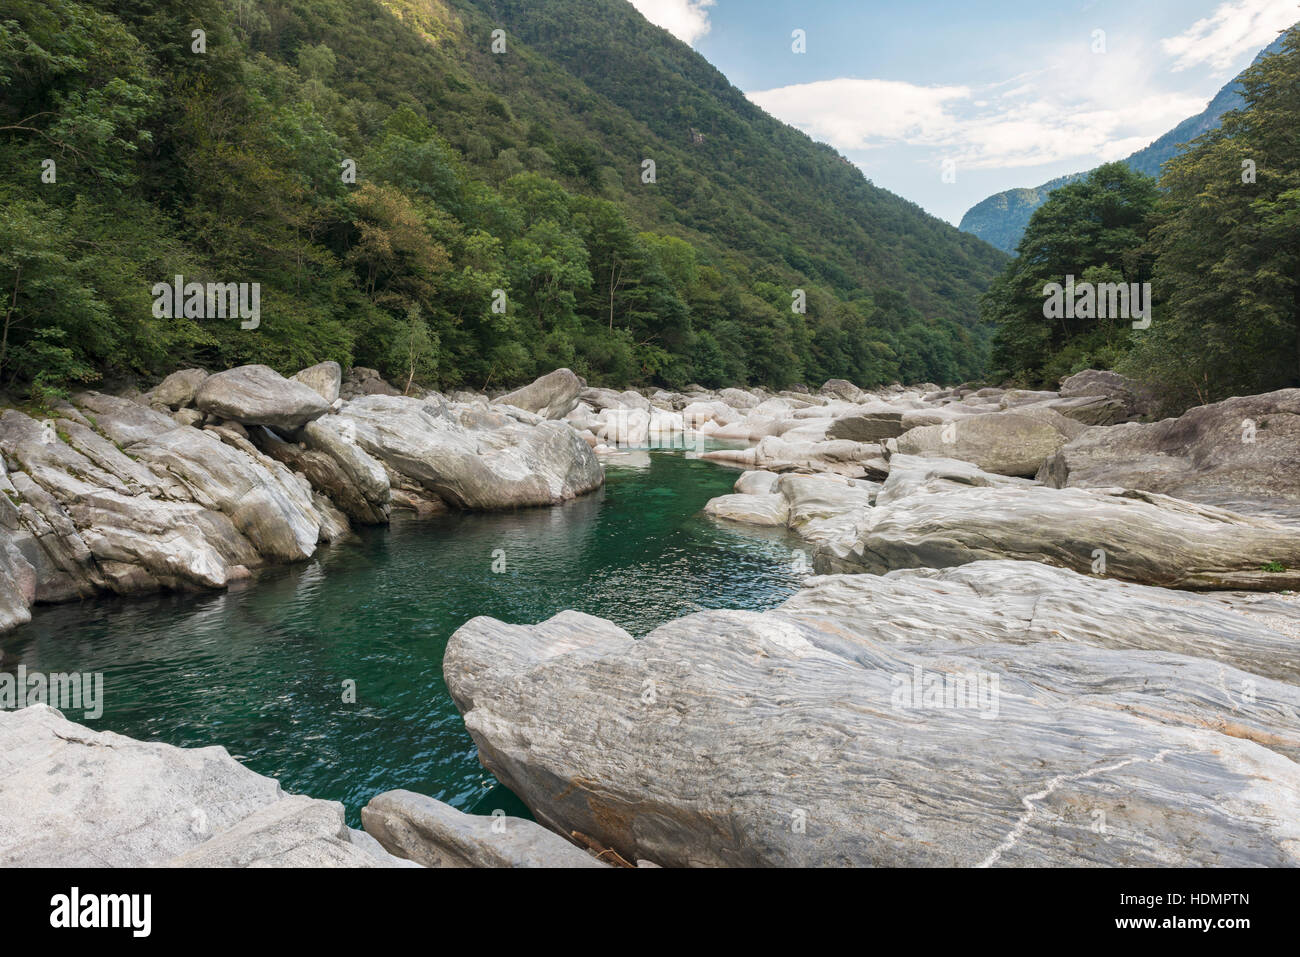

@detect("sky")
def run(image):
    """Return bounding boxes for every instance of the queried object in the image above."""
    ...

[626,0,1298,224]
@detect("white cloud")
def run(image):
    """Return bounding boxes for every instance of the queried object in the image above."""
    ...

[749,79,971,150]
[749,71,1206,171]
[628,0,716,47]
[1161,0,1296,73]
[747,24,1229,172]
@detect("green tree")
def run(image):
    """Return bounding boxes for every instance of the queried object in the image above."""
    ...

[983,162,1159,386]
[1120,27,1300,409]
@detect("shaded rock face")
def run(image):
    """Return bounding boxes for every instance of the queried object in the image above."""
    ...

[444,562,1300,867]
[493,368,585,420]
[1059,369,1156,421]
[823,484,1300,590]
[0,705,411,867]
[341,367,401,399]
[826,410,906,442]
[293,420,392,524]
[894,409,1079,477]
[147,369,208,409]
[195,365,330,432]
[361,790,606,868]
[0,518,36,631]
[1040,389,1300,521]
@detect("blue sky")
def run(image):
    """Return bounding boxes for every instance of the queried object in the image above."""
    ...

[627,0,1298,224]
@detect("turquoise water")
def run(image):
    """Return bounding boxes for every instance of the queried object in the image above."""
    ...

[1,449,802,824]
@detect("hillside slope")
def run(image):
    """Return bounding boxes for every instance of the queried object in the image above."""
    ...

[456,0,1005,319]
[0,0,1005,397]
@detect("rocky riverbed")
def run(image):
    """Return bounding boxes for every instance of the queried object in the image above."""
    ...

[2,365,1298,867]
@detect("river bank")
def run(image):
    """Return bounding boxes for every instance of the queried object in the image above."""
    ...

[2,364,1299,867]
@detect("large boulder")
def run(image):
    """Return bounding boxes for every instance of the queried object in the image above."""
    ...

[1058,369,1156,421]
[493,369,584,420]
[821,483,1300,590]
[291,361,343,404]
[818,379,864,403]
[341,367,402,399]
[361,790,606,868]
[444,562,1300,867]
[704,492,790,527]
[1040,389,1300,521]
[0,456,105,603]
[893,408,1082,477]
[339,395,603,510]
[130,427,321,562]
[0,526,36,631]
[194,365,330,432]
[0,411,258,594]
[826,410,907,442]
[295,419,392,524]
[719,387,762,410]
[0,705,409,867]
[147,369,209,410]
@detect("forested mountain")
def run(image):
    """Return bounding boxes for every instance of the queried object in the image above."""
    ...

[0,0,1005,403]
[959,30,1292,253]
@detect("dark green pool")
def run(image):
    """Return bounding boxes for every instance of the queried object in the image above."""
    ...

[1,449,803,824]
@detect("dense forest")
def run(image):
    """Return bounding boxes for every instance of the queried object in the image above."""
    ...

[0,0,1006,404]
[983,25,1299,414]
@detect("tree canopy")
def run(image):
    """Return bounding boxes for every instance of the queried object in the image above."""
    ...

[0,0,1003,402]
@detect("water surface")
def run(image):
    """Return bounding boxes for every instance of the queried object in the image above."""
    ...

[2,449,802,823]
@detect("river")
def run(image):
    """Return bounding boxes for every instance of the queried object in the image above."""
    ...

[0,448,804,824]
